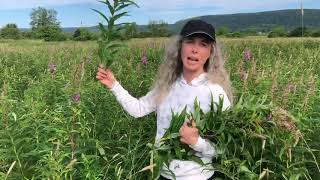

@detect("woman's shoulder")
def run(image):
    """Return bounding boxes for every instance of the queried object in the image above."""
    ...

[207,83,226,94]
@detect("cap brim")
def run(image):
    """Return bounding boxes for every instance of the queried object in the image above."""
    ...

[184,31,215,41]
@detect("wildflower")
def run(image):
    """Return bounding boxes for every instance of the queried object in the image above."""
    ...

[48,64,57,74]
[86,56,92,64]
[141,55,148,65]
[266,113,273,121]
[287,83,296,93]
[71,92,81,103]
[243,49,252,61]
[240,71,248,81]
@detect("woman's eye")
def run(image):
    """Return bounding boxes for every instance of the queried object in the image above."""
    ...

[201,43,209,47]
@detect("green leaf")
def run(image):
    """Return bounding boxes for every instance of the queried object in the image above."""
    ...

[92,9,110,24]
[98,0,114,15]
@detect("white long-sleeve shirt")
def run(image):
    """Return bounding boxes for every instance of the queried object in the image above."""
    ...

[110,73,231,180]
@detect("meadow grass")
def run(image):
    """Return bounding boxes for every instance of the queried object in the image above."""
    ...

[0,37,319,179]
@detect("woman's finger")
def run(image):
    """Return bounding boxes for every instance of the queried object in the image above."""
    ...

[180,137,187,144]
[96,76,103,80]
[97,72,107,78]
[98,67,108,74]
[191,119,196,127]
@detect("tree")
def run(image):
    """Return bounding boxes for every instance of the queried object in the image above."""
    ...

[217,26,229,36]
[268,26,288,38]
[288,27,311,37]
[123,22,138,39]
[30,7,59,30]
[73,28,92,41]
[312,30,320,37]
[35,25,66,41]
[30,7,65,41]
[148,20,170,37]
[0,23,21,39]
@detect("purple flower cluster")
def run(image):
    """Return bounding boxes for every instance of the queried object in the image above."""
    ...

[71,93,81,103]
[243,49,252,61]
[266,113,273,121]
[141,55,148,65]
[48,64,57,74]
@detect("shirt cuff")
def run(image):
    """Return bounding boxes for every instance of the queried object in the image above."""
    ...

[189,136,206,152]
[110,81,120,92]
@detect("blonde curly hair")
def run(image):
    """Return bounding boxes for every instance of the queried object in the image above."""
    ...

[152,36,233,105]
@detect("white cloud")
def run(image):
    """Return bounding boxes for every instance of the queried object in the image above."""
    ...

[0,0,96,9]
[0,0,314,11]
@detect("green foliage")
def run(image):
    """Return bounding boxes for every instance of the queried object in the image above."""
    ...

[34,25,67,41]
[93,0,139,66]
[226,31,246,38]
[311,30,320,37]
[153,95,319,179]
[30,7,65,41]
[0,38,320,179]
[174,9,320,33]
[148,20,171,37]
[73,28,93,41]
[0,23,21,39]
[288,27,311,37]
[123,22,138,39]
[268,27,288,38]
[30,7,59,30]
[217,26,230,36]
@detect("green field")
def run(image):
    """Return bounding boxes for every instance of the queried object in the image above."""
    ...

[0,37,319,179]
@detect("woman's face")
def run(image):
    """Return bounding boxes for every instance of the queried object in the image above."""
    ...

[180,35,213,74]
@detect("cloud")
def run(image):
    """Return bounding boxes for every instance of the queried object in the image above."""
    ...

[0,0,97,9]
[0,0,314,12]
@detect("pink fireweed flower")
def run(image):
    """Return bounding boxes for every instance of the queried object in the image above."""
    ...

[266,113,273,121]
[48,64,57,74]
[71,93,81,103]
[240,71,248,81]
[243,49,252,61]
[141,55,148,65]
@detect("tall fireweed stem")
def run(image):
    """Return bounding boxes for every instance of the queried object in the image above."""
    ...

[303,74,316,111]
[1,82,9,129]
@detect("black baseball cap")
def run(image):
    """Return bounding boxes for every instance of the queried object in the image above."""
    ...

[180,19,216,42]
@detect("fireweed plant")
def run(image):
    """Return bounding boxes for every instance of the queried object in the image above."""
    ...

[148,95,319,180]
[0,37,319,179]
[93,0,138,67]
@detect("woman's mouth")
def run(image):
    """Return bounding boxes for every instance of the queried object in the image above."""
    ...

[187,57,199,62]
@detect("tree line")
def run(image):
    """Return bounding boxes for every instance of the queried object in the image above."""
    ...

[1,7,320,41]
[0,7,172,41]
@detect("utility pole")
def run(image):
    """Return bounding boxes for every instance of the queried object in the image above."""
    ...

[301,0,304,37]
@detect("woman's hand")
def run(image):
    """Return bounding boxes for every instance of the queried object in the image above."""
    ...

[96,64,116,89]
[179,120,199,145]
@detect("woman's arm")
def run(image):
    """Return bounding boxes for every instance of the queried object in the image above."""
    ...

[182,86,231,158]
[110,81,157,118]
[96,64,156,118]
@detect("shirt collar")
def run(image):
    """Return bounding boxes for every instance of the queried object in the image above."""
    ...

[179,73,208,86]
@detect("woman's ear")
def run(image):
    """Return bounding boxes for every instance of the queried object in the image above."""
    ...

[211,44,215,54]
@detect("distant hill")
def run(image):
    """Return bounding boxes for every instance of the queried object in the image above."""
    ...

[55,9,320,33]
[172,9,320,33]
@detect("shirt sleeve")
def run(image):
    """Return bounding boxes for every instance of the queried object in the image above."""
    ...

[210,84,231,111]
[189,136,217,158]
[110,81,157,118]
[189,84,231,157]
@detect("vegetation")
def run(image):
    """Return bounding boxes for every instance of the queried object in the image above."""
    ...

[29,7,65,41]
[73,28,93,41]
[0,36,319,180]
[0,2,320,180]
[0,24,21,39]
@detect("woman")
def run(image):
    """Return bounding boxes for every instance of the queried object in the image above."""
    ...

[96,19,233,180]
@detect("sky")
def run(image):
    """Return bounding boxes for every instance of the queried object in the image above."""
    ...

[0,0,319,28]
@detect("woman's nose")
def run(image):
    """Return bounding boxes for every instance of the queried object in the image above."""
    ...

[191,45,198,53]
